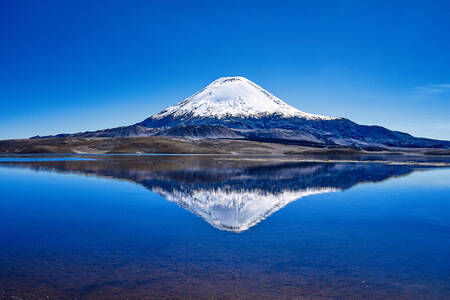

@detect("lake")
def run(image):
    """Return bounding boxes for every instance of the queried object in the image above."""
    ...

[0,154,449,299]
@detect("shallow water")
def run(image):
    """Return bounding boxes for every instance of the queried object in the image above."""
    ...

[0,155,449,299]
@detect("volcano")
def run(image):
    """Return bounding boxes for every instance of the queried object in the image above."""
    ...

[36,76,450,149]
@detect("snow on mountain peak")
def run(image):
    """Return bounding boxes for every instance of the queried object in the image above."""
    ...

[152,76,336,120]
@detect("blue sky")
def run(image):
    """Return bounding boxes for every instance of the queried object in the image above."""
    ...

[1,0,449,140]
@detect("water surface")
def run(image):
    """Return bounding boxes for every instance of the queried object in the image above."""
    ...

[0,155,449,299]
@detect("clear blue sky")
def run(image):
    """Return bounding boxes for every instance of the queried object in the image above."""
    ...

[1,0,449,140]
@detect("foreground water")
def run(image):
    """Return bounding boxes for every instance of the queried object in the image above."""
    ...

[0,154,449,299]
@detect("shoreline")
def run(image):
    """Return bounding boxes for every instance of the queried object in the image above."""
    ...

[1,136,449,156]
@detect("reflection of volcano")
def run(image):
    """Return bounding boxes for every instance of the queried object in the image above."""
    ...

[0,156,437,232]
[156,186,337,232]
[138,161,418,232]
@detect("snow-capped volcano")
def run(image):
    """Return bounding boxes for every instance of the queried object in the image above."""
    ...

[151,76,335,120]
[39,76,450,149]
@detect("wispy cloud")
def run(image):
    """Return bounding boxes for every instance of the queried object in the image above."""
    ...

[415,83,450,94]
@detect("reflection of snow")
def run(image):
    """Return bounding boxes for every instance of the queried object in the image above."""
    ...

[154,187,338,232]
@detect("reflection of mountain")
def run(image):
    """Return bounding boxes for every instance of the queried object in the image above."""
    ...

[156,186,337,231]
[0,157,436,232]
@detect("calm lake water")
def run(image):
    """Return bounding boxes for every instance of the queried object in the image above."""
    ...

[0,154,449,299]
